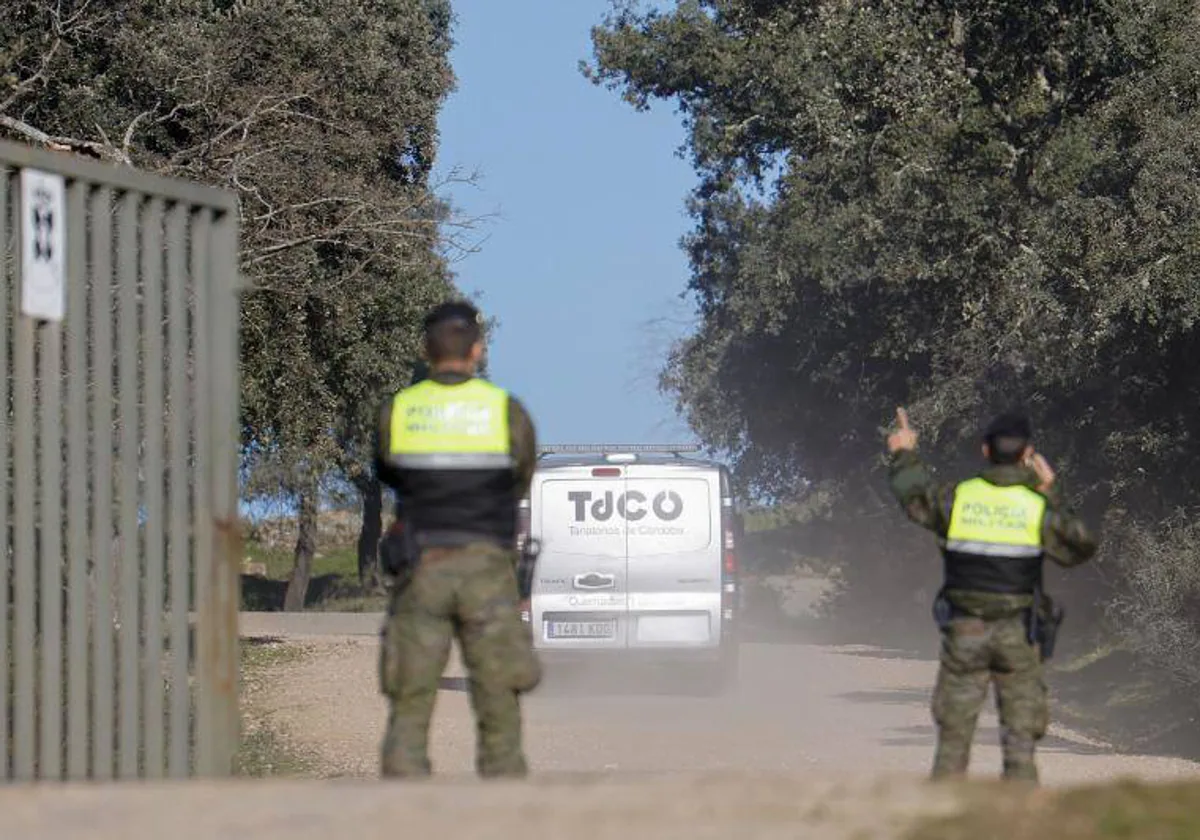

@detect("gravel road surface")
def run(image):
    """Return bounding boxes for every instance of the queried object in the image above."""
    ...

[242,615,1200,787]
[7,612,1199,840]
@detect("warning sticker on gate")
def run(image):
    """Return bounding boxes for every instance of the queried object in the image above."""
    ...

[20,168,67,322]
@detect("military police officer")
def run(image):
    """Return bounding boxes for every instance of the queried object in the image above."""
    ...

[886,408,1097,783]
[374,300,541,779]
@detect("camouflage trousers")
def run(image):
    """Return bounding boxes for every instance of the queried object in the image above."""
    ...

[378,541,542,779]
[931,612,1048,783]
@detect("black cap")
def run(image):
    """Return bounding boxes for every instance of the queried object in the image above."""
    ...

[984,411,1032,441]
[423,300,483,331]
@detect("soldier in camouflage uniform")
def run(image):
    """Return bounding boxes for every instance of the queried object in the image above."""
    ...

[886,408,1097,783]
[374,301,541,779]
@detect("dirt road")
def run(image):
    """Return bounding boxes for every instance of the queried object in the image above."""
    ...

[9,612,1200,840]
[244,613,1200,786]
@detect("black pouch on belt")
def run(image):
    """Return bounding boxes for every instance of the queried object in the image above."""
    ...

[515,537,541,601]
[932,587,955,632]
[1025,587,1066,660]
[379,519,420,592]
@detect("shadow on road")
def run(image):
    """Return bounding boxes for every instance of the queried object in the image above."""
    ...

[879,723,1113,756]
[440,676,469,692]
[241,573,346,611]
[438,671,722,699]
[243,634,287,647]
[831,647,933,661]
[837,688,931,706]
[739,616,939,660]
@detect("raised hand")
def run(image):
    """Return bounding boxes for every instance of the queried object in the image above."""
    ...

[1027,450,1056,494]
[887,406,918,454]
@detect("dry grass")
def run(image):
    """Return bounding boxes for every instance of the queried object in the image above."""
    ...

[910,779,1200,839]
[234,638,322,777]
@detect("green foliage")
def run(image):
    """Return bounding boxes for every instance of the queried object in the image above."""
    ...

[586,1,1200,643]
[1,1,468,603]
[1103,511,1200,688]
[1,0,462,499]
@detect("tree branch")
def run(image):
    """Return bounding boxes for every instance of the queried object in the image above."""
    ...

[0,114,77,154]
[0,113,137,164]
[0,37,61,113]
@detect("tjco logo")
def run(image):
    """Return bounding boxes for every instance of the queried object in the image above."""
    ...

[568,490,683,522]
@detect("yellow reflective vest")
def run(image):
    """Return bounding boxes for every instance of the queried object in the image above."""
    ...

[384,376,518,542]
[389,378,513,470]
[945,477,1047,558]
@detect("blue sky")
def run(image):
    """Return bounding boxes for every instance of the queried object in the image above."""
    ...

[432,0,699,448]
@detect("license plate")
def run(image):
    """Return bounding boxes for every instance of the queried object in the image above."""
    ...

[546,620,616,639]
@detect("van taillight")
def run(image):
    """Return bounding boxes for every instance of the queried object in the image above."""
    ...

[592,467,622,477]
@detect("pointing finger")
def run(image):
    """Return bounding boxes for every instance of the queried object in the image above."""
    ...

[896,407,911,430]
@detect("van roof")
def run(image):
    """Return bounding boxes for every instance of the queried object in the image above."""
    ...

[535,450,726,471]
[535,453,720,472]
[532,446,734,498]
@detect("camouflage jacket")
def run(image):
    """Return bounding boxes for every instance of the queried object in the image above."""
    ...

[888,449,1098,616]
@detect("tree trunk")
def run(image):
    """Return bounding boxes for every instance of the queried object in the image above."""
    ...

[357,477,383,591]
[283,488,318,612]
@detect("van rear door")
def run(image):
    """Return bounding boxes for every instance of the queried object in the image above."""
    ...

[529,464,628,651]
[622,463,722,651]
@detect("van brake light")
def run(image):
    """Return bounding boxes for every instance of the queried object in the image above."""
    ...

[719,501,740,633]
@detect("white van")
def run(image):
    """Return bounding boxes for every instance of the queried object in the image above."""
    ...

[517,444,743,694]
